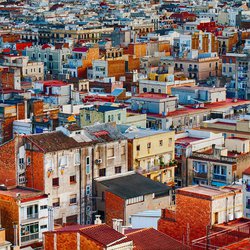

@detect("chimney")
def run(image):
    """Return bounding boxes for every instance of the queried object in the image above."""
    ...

[94,215,102,225]
[112,219,123,233]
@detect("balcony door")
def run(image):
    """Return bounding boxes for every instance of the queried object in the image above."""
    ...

[27,205,38,219]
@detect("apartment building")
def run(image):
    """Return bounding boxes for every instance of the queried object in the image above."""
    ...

[26,45,70,76]
[175,130,224,187]
[3,56,44,81]
[158,185,243,245]
[33,80,72,105]
[188,142,249,187]
[173,55,220,81]
[63,46,99,78]
[22,132,82,226]
[0,66,21,90]
[171,86,226,105]
[122,127,175,185]
[38,27,114,44]
[200,116,250,139]
[139,74,196,95]
[0,186,48,248]
[80,104,127,127]
[96,172,172,226]
[89,59,125,81]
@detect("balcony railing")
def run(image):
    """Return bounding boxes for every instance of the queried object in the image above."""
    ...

[27,213,38,219]
[194,172,207,179]
[21,233,39,243]
[213,174,226,181]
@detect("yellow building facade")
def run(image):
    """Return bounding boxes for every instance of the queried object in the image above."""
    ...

[127,130,176,185]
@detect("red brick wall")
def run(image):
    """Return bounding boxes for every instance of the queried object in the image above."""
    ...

[158,193,211,245]
[0,195,18,244]
[127,44,147,57]
[57,232,77,249]
[105,191,125,227]
[108,60,125,80]
[1,71,15,90]
[26,151,44,191]
[80,235,103,249]
[17,103,25,120]
[78,47,99,78]
[127,55,140,72]
[32,100,44,116]
[0,138,17,186]
[44,233,54,250]
[2,116,16,142]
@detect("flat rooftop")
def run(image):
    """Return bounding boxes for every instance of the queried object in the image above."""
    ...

[175,136,201,145]
[177,185,241,200]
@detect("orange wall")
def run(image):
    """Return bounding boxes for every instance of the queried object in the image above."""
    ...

[158,193,211,245]
[105,191,125,227]
[26,151,44,191]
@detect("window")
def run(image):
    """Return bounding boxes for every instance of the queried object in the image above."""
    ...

[229,67,232,73]
[86,113,90,121]
[147,143,151,149]
[118,113,121,121]
[86,185,91,195]
[27,157,31,165]
[126,196,144,205]
[107,148,114,157]
[143,87,147,93]
[99,168,106,177]
[53,198,60,207]
[158,89,161,93]
[75,152,80,165]
[86,156,90,174]
[40,225,47,230]
[59,156,67,167]
[213,165,227,181]
[21,223,39,242]
[70,194,77,205]
[52,177,59,187]
[40,205,47,210]
[223,67,226,73]
[159,140,163,146]
[136,145,140,151]
[27,205,38,219]
[70,175,76,184]
[115,166,121,174]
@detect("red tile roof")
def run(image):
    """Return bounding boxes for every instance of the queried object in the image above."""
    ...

[73,47,88,53]
[126,228,189,250]
[224,238,250,249]
[80,224,130,247]
[176,137,201,145]
[226,137,249,141]
[134,93,172,100]
[243,167,250,175]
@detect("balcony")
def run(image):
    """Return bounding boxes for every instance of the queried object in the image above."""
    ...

[213,174,226,181]
[21,233,39,243]
[194,172,207,179]
[27,213,38,220]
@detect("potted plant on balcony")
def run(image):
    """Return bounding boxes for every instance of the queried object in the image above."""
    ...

[169,159,177,167]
